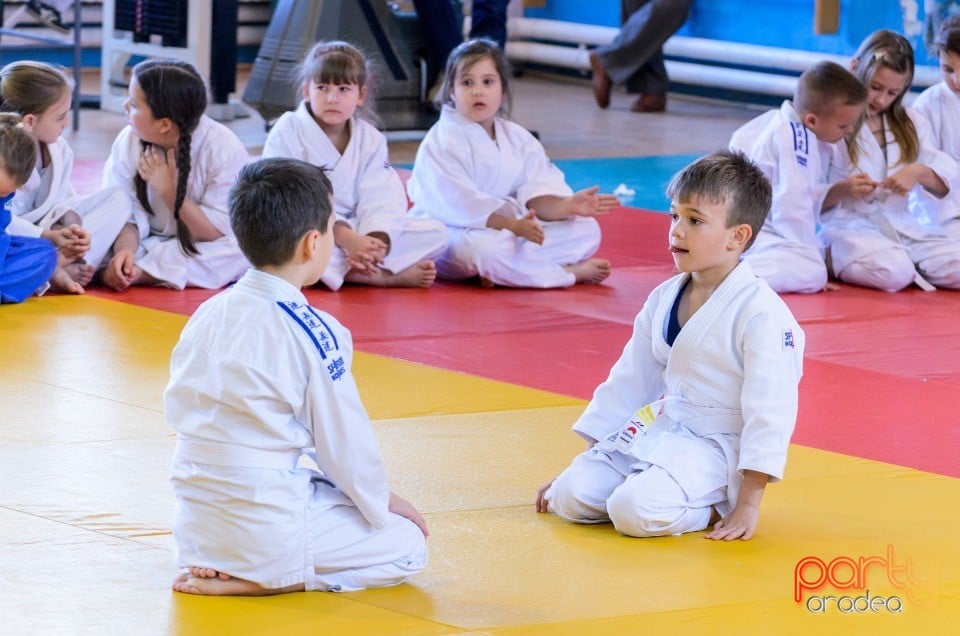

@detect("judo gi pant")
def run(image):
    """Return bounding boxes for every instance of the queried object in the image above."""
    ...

[320,217,448,290]
[823,224,960,292]
[743,230,828,294]
[546,430,728,537]
[135,234,250,290]
[308,481,428,592]
[438,216,600,288]
[0,234,56,303]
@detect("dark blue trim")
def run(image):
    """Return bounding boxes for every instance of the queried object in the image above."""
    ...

[306,306,339,351]
[277,302,327,359]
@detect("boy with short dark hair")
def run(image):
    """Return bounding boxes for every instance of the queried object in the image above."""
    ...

[730,61,867,293]
[168,158,428,596]
[537,150,804,541]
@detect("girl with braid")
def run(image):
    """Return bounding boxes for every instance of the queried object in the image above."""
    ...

[102,59,250,290]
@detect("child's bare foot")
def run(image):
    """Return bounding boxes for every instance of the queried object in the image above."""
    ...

[479,276,495,288]
[63,261,95,287]
[187,566,230,580]
[172,572,304,596]
[564,258,611,284]
[345,260,437,288]
[49,267,85,294]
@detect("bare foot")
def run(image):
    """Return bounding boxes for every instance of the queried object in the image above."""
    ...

[187,566,230,580]
[345,260,437,288]
[63,261,95,287]
[479,276,495,288]
[564,258,611,284]
[49,267,84,294]
[822,281,841,292]
[172,572,304,596]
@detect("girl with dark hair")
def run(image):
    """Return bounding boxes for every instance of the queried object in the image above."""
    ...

[101,59,250,291]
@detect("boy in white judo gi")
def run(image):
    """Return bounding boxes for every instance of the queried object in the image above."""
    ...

[730,61,867,293]
[536,150,805,541]
[168,158,428,595]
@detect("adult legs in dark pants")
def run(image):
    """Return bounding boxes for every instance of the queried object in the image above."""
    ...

[588,0,692,112]
[411,0,463,87]
[469,0,510,49]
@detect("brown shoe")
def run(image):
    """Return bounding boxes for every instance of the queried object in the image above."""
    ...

[630,93,667,113]
[588,52,612,109]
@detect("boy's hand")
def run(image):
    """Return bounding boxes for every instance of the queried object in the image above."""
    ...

[535,478,555,513]
[513,210,545,244]
[569,186,619,217]
[103,249,137,291]
[705,503,760,541]
[389,492,429,537]
[43,224,91,260]
[844,173,878,200]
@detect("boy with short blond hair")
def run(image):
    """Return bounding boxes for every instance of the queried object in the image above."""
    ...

[537,150,804,541]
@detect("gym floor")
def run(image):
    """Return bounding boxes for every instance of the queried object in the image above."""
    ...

[1,70,958,634]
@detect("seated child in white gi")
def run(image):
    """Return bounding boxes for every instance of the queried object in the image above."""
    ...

[912,15,960,239]
[0,61,130,294]
[168,158,428,596]
[263,40,447,289]
[730,61,866,293]
[536,150,805,541]
[102,59,251,291]
[407,38,619,288]
[0,112,57,303]
[822,30,960,291]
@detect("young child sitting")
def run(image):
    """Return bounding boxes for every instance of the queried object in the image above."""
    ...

[912,15,960,239]
[262,41,447,289]
[0,112,57,303]
[730,61,867,293]
[168,158,428,596]
[536,150,805,541]
[407,38,618,288]
[822,30,960,291]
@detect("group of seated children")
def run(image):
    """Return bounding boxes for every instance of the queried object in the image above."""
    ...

[1,38,618,305]
[731,19,960,293]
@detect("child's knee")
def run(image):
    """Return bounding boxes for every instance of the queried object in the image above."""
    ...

[605,485,683,537]
[840,252,914,292]
[547,471,607,523]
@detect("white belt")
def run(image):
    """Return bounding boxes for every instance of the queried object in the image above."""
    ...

[662,403,742,436]
[175,437,301,470]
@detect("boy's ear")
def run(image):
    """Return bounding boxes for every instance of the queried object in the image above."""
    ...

[729,223,753,251]
[802,112,819,129]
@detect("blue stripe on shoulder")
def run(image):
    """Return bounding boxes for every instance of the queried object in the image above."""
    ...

[306,305,339,351]
[277,301,333,360]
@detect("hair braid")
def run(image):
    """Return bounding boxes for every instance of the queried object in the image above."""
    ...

[173,130,197,255]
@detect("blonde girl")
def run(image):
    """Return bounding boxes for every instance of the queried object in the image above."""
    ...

[821,29,960,291]
[262,40,447,289]
[0,61,129,293]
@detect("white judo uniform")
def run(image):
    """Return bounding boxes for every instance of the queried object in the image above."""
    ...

[546,262,804,537]
[730,101,832,293]
[6,136,130,270]
[166,268,427,592]
[822,108,960,291]
[262,104,447,290]
[912,81,960,238]
[407,106,601,288]
[103,116,251,289]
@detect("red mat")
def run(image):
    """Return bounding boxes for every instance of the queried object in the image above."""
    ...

[77,169,960,478]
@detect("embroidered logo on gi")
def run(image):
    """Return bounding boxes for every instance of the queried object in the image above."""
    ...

[782,329,795,350]
[277,301,341,368]
[327,356,346,381]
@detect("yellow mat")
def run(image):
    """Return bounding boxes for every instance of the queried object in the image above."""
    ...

[1,296,956,634]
